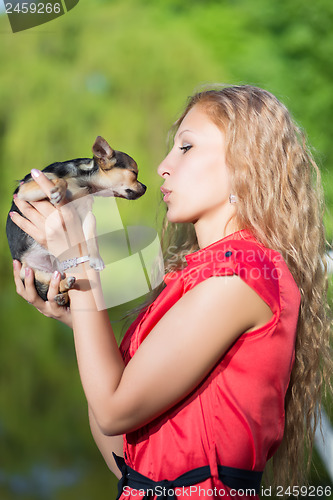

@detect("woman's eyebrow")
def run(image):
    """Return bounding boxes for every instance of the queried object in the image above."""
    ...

[175,129,195,141]
[178,129,192,137]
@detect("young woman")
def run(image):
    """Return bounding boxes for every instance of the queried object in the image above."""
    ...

[11,85,332,499]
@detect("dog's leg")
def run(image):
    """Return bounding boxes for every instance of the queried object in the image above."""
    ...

[74,197,105,271]
[59,275,76,292]
[17,174,62,202]
[82,210,105,271]
[53,275,76,305]
[53,291,69,306]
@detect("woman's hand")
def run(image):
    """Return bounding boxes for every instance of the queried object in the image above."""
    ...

[13,259,73,327]
[11,169,87,260]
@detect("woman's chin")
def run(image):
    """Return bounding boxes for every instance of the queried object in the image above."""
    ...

[167,213,182,224]
[166,210,194,225]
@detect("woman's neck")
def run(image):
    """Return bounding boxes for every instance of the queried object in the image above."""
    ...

[194,216,241,249]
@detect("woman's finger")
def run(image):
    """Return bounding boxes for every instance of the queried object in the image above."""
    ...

[12,260,26,297]
[29,199,57,219]
[47,271,62,303]
[10,199,47,247]
[13,260,42,307]
[31,169,55,198]
[38,271,70,320]
[13,197,46,222]
[23,266,43,305]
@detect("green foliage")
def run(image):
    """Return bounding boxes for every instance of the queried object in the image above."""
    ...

[0,0,332,498]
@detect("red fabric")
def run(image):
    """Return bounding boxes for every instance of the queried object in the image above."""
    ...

[119,229,301,499]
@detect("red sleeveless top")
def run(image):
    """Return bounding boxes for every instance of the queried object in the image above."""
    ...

[119,229,301,499]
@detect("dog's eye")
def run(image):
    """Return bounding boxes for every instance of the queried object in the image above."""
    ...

[179,144,192,154]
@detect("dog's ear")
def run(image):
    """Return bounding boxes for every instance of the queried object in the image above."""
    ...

[92,136,115,159]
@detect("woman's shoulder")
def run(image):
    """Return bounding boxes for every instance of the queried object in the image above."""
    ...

[182,229,299,309]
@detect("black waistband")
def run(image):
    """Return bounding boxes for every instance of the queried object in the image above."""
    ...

[113,453,262,499]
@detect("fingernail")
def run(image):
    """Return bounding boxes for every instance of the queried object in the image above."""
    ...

[13,260,19,269]
[52,271,60,280]
[31,169,41,178]
[13,193,18,199]
[9,211,15,218]
[25,267,31,277]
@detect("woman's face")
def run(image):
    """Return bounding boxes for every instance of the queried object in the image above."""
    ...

[158,104,233,226]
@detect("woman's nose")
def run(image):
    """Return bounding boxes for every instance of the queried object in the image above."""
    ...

[157,154,171,178]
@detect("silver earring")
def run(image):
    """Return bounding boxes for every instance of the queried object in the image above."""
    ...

[229,194,237,204]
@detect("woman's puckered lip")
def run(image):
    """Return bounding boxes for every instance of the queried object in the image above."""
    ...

[160,186,171,195]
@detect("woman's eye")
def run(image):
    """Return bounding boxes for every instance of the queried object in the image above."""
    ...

[179,145,192,153]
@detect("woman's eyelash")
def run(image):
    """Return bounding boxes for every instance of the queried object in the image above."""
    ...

[179,145,192,153]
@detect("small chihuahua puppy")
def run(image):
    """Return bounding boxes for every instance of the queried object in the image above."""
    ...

[6,136,146,305]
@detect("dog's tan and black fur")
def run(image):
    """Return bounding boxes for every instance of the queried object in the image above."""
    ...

[6,136,146,305]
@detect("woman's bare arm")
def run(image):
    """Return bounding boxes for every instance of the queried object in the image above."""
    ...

[68,271,272,436]
[88,407,123,478]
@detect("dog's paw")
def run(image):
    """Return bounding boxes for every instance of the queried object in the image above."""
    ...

[50,179,67,205]
[54,292,68,306]
[60,276,76,292]
[89,257,105,271]
[50,187,63,205]
[66,276,76,289]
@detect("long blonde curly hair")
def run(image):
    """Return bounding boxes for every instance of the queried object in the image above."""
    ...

[158,85,332,488]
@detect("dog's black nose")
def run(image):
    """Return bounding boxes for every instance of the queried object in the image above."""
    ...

[125,185,147,199]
